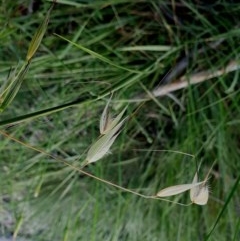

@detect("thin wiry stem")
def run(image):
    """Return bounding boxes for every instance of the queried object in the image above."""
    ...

[0,130,192,206]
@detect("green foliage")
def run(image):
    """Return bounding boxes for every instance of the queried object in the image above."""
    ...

[0,0,240,240]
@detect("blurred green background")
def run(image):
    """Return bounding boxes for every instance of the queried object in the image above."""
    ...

[0,0,240,240]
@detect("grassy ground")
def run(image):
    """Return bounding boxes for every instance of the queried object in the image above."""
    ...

[0,0,240,240]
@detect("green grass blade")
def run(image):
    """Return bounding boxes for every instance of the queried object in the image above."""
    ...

[119,45,173,52]
[0,97,92,126]
[54,33,141,74]
[205,174,240,240]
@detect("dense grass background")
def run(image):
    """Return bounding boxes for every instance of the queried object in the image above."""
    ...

[0,0,240,240]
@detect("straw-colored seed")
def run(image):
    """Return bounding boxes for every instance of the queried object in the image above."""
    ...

[156,161,215,205]
[86,118,127,164]
[190,185,209,205]
[157,182,203,197]
[99,94,112,135]
[100,94,127,135]
[190,172,209,205]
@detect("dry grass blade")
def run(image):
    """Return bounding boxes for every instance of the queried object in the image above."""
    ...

[26,0,56,61]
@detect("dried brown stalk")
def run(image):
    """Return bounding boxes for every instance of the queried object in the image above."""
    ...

[152,60,240,97]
